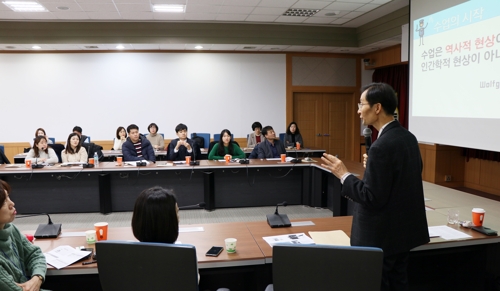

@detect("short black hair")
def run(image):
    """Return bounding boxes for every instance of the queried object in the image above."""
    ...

[127,124,139,134]
[361,83,398,116]
[72,126,83,134]
[175,123,187,133]
[251,122,262,131]
[262,126,274,137]
[148,123,158,133]
[131,186,179,244]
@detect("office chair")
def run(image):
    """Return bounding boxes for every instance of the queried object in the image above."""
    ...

[97,241,199,291]
[278,133,285,144]
[266,244,383,291]
[213,133,234,142]
[48,144,65,163]
[191,133,210,148]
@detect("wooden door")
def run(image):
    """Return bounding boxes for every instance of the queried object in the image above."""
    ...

[293,92,355,159]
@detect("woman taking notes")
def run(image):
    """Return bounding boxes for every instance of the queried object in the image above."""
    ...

[113,126,127,150]
[0,180,47,291]
[25,136,58,165]
[61,133,88,163]
[208,129,245,160]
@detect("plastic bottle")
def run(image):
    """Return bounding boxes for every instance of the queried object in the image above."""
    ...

[94,152,99,167]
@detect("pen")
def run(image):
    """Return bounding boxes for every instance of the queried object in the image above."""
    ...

[82,260,97,265]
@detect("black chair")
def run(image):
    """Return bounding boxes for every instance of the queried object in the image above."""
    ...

[0,145,10,164]
[97,241,199,291]
[48,144,65,163]
[266,244,383,291]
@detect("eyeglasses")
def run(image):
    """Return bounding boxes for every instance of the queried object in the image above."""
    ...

[358,103,370,109]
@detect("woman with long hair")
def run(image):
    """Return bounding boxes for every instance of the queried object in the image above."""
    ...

[208,129,245,160]
[113,126,127,150]
[284,121,304,148]
[25,136,58,164]
[61,133,88,163]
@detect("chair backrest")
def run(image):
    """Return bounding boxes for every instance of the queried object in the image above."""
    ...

[48,144,64,163]
[213,133,234,142]
[0,145,4,154]
[191,133,210,148]
[97,241,199,291]
[84,136,90,143]
[271,244,383,291]
[278,133,285,144]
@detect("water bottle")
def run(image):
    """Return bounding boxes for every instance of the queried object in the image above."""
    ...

[94,152,99,167]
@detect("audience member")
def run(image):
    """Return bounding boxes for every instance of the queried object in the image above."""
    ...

[0,180,47,291]
[113,126,127,150]
[247,121,263,148]
[72,126,88,145]
[208,129,245,160]
[167,123,201,161]
[146,123,165,151]
[131,186,178,243]
[34,128,53,144]
[25,136,58,164]
[257,126,286,159]
[122,124,156,162]
[61,133,88,163]
[284,121,304,148]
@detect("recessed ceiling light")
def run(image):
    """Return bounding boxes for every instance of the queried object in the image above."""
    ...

[32,45,41,49]
[195,45,203,49]
[270,48,281,50]
[2,1,48,12]
[84,46,99,49]
[325,11,339,16]
[153,4,185,13]
[116,44,125,49]
[5,46,16,49]
[56,6,69,10]
[243,46,257,50]
[283,8,319,17]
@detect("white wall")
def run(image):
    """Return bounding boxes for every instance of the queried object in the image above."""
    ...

[0,53,286,143]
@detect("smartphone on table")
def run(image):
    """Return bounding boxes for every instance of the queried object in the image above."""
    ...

[205,246,224,257]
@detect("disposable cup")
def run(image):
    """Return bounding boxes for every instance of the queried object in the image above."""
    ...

[280,154,286,163]
[296,142,301,150]
[472,208,485,226]
[116,156,122,166]
[94,222,108,241]
[86,230,96,244]
[186,156,191,164]
[225,238,237,253]
[88,158,94,165]
[25,159,32,168]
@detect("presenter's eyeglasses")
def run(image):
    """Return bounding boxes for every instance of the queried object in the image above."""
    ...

[358,103,370,109]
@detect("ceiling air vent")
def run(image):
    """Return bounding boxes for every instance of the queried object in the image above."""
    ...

[283,8,320,17]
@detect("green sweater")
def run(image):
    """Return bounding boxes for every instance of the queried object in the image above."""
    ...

[0,224,47,291]
[208,143,246,160]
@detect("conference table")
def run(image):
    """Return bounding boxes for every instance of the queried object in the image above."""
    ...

[0,157,359,216]
[28,215,500,291]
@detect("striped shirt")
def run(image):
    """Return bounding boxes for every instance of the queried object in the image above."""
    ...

[134,140,143,158]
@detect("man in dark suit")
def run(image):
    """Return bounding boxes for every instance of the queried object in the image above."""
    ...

[321,83,429,291]
[257,126,286,159]
[167,123,201,161]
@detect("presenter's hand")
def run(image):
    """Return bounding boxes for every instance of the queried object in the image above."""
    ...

[321,153,349,180]
[16,276,42,291]
[363,153,368,168]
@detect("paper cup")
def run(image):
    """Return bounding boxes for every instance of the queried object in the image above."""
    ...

[224,156,230,163]
[94,222,108,241]
[88,158,94,165]
[472,208,485,226]
[86,230,96,244]
[116,156,122,166]
[296,142,301,150]
[186,156,191,164]
[225,238,237,253]
[25,159,32,168]
[280,154,286,163]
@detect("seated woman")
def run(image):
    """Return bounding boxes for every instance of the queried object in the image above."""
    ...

[61,133,88,163]
[208,129,245,160]
[284,121,304,148]
[25,136,58,164]
[131,186,179,244]
[0,180,47,291]
[247,121,263,148]
[35,128,53,144]
[113,126,127,150]
[146,123,165,151]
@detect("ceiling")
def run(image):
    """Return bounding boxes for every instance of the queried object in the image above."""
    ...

[0,0,408,52]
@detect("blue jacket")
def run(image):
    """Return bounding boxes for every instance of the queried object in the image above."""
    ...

[122,134,156,162]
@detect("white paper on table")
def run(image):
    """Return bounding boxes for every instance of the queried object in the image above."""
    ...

[428,225,472,240]
[44,245,92,269]
[173,161,186,164]
[262,233,315,247]
[266,158,281,161]
[124,160,150,166]
[156,162,173,167]
[179,227,204,233]
[308,230,351,246]
[59,232,86,237]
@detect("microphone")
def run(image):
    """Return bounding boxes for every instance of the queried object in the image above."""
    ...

[267,201,291,228]
[363,127,373,153]
[16,213,62,238]
[178,202,206,210]
[189,140,199,166]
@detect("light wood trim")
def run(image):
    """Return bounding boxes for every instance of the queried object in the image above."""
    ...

[363,45,406,69]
